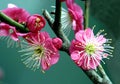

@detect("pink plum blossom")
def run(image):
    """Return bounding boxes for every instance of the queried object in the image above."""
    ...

[0,23,26,41]
[0,4,46,47]
[20,32,62,71]
[0,4,29,41]
[66,0,83,32]
[2,4,30,23]
[52,37,63,49]
[27,14,46,32]
[69,28,113,70]
[61,0,83,35]
[1,4,46,33]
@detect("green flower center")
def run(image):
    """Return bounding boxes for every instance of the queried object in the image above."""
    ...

[85,44,96,55]
[34,46,45,57]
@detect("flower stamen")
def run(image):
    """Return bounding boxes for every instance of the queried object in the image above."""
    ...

[85,44,96,55]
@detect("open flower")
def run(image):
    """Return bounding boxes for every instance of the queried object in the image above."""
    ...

[61,0,83,35]
[27,14,46,32]
[2,4,30,23]
[0,22,27,47]
[0,23,27,41]
[0,4,46,47]
[0,3,29,47]
[19,32,62,71]
[0,4,29,41]
[69,28,114,70]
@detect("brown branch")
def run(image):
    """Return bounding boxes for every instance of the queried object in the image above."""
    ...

[43,0,113,84]
[0,1,113,84]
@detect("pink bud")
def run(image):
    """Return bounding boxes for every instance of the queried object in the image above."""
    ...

[27,14,46,32]
[52,38,62,49]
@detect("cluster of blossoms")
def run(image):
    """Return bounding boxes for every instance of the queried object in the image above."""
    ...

[60,0,83,35]
[0,4,62,71]
[0,0,113,72]
[60,0,113,70]
[0,4,46,41]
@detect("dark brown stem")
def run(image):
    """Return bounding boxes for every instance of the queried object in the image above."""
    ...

[84,0,90,29]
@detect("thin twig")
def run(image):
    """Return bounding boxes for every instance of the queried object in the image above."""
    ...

[84,0,90,29]
[98,65,112,84]
[44,0,70,53]
[84,70,103,84]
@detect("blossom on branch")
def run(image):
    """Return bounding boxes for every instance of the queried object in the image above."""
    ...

[0,4,46,47]
[19,32,62,71]
[0,23,27,47]
[0,23,27,41]
[69,28,114,70]
[0,4,30,45]
[27,14,46,32]
[2,4,30,24]
[61,0,83,35]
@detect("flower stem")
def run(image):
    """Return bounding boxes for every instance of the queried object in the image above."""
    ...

[98,65,113,84]
[0,12,29,33]
[84,0,90,29]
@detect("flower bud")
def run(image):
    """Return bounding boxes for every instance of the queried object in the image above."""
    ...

[52,38,62,49]
[27,14,46,32]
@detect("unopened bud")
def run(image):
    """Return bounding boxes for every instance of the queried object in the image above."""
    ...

[27,14,46,32]
[52,38,62,49]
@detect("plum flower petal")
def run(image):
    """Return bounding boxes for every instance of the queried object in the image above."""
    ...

[2,4,30,23]
[19,32,61,71]
[0,23,10,36]
[71,50,80,60]
[0,22,18,41]
[27,14,46,32]
[0,22,27,47]
[66,0,83,32]
[0,4,30,47]
[61,0,83,35]
[69,28,114,70]
[0,22,27,41]
[52,37,63,49]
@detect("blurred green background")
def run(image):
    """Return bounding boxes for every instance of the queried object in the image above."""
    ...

[0,0,120,84]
